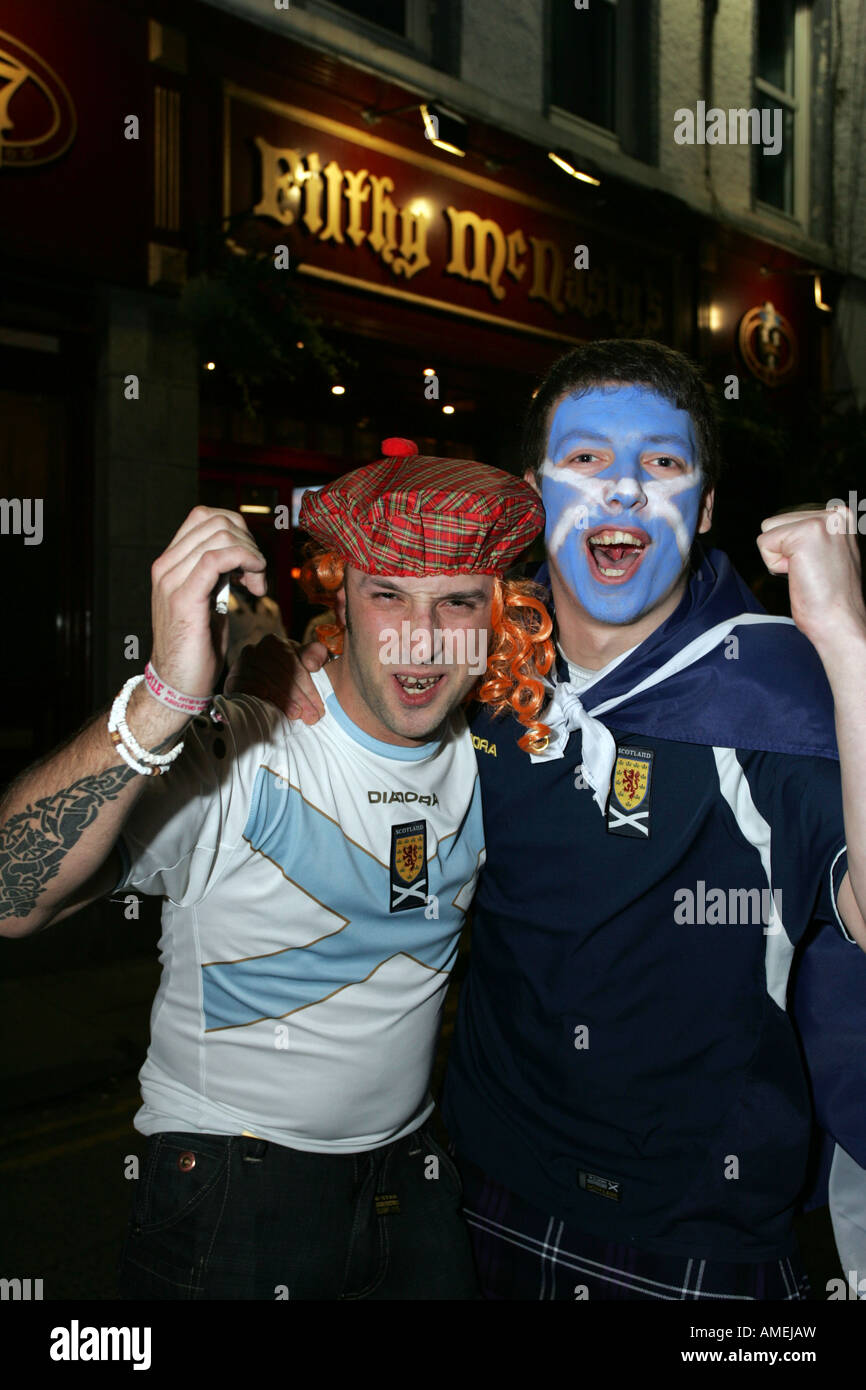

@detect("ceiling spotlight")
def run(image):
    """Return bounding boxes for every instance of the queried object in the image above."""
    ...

[548,150,601,186]
[331,385,346,395]
[813,274,832,312]
[361,99,468,158]
[442,404,455,415]
[420,103,467,158]
[296,340,305,349]
[204,361,216,371]
[423,367,436,377]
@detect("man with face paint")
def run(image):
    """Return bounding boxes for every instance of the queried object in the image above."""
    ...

[538,383,711,633]
[439,339,866,1302]
[231,340,866,1300]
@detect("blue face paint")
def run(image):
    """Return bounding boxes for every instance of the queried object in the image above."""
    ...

[539,385,704,624]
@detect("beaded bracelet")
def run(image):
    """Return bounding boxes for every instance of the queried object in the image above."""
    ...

[108,675,186,776]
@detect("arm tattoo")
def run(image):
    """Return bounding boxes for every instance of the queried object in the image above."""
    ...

[0,765,138,921]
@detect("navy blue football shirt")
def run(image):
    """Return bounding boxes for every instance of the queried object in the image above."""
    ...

[443,560,851,1260]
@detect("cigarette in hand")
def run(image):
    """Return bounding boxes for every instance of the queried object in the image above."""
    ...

[214,582,230,615]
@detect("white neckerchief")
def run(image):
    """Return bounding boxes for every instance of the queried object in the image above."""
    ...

[532,613,795,815]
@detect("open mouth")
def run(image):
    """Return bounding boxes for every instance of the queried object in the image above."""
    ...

[586,527,650,584]
[393,673,445,707]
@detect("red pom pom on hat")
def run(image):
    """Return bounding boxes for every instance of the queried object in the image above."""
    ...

[380,437,418,456]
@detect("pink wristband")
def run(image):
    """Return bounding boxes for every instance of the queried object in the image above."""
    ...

[144,661,212,715]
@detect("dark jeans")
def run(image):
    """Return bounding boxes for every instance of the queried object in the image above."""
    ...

[118,1123,479,1300]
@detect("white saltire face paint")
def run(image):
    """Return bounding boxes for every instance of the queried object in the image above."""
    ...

[540,385,705,625]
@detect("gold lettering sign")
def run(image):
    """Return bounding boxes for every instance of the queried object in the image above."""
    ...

[240,112,666,338]
[253,136,582,314]
[253,136,431,280]
[445,207,508,301]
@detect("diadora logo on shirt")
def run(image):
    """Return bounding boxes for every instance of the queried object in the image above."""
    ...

[471,736,497,756]
[368,790,439,807]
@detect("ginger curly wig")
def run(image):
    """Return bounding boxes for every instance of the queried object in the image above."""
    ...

[299,548,554,754]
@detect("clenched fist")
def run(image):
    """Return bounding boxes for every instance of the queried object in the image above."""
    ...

[149,506,267,699]
[757,506,866,656]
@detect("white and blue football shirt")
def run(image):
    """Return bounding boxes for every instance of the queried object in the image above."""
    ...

[118,666,485,1152]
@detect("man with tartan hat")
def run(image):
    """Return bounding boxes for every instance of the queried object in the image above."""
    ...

[0,441,549,1300]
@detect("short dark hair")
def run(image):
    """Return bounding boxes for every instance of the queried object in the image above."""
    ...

[523,339,722,497]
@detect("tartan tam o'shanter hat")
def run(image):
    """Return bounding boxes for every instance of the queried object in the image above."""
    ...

[300,437,544,577]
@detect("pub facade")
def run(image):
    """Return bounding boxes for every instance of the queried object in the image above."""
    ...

[1,0,862,787]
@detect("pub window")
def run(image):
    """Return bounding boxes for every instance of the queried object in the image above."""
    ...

[311,0,432,55]
[550,0,617,133]
[326,0,406,32]
[754,0,810,221]
[547,0,656,163]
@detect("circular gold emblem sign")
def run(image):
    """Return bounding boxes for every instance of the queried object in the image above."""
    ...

[737,301,798,387]
[0,29,77,168]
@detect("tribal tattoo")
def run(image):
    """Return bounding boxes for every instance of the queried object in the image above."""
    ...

[0,765,137,921]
